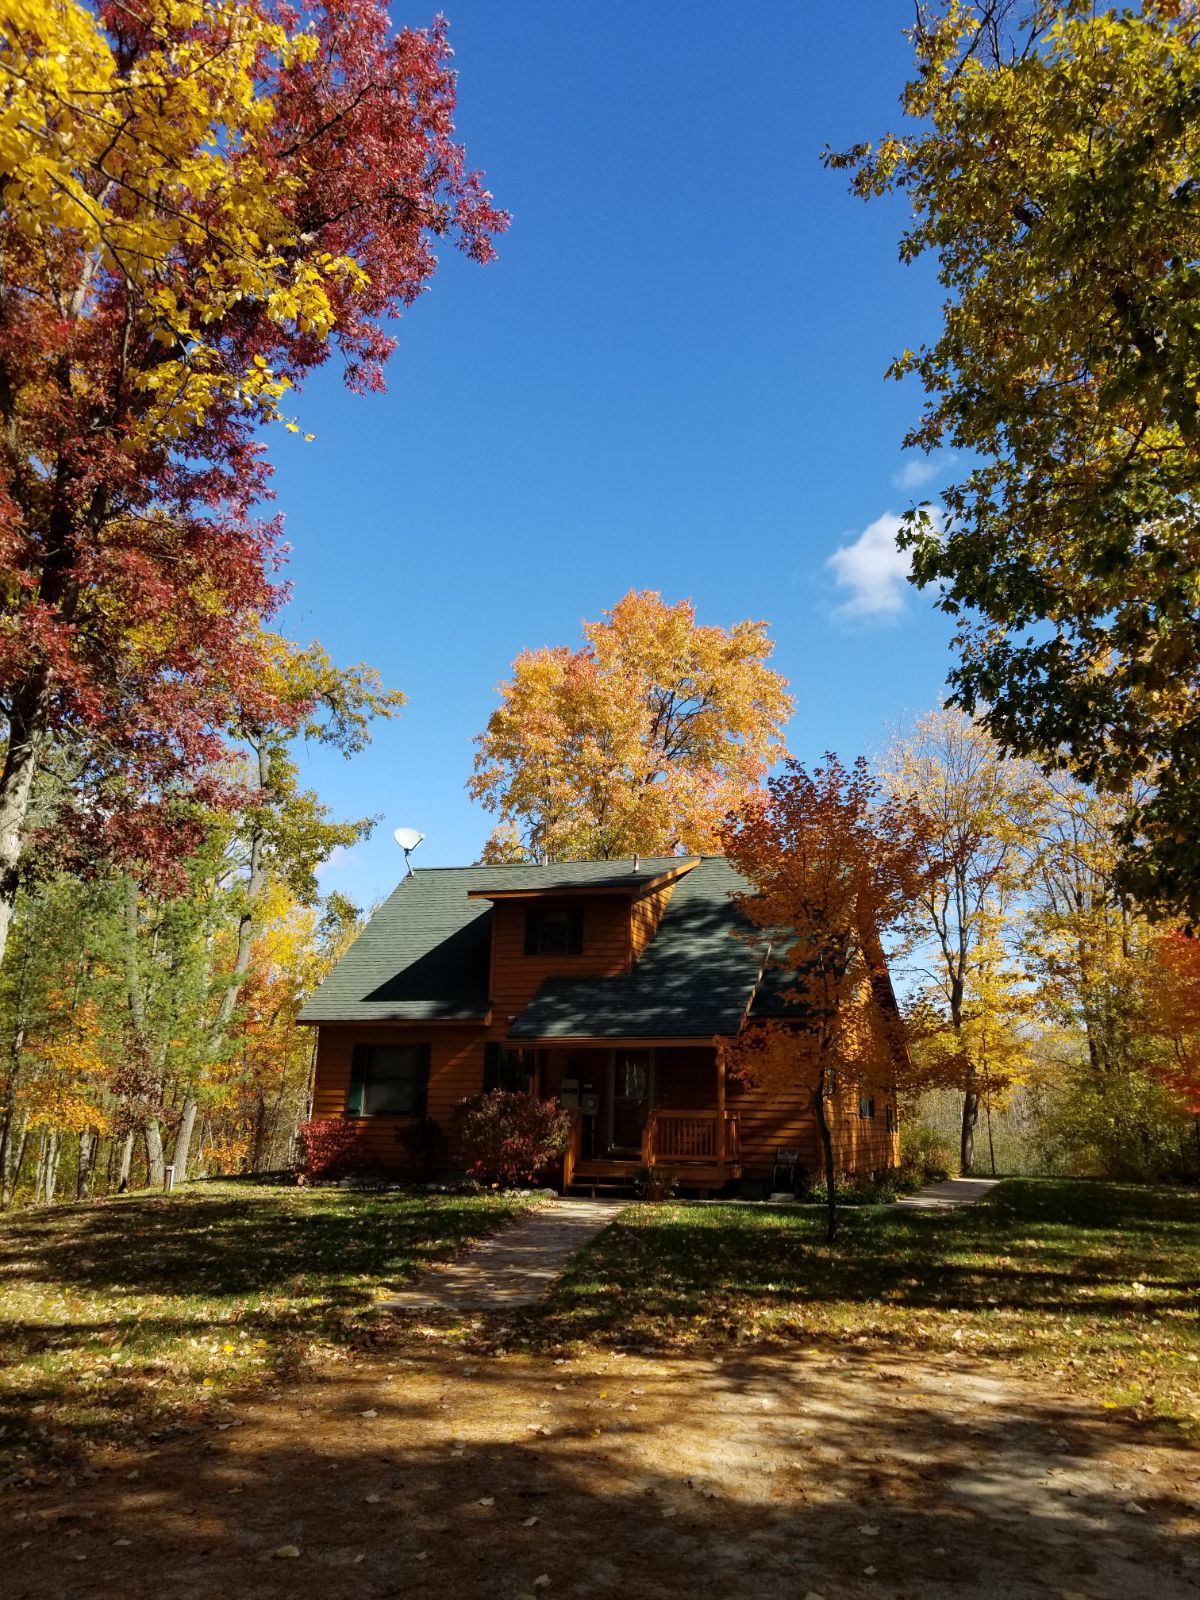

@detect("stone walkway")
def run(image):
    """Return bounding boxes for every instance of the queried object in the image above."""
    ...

[378,1197,628,1312]
[897,1175,1001,1209]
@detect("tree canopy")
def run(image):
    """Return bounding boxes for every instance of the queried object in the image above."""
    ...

[470,590,793,862]
[828,0,1200,918]
[0,0,506,964]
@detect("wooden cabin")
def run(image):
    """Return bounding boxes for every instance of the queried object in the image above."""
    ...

[299,856,901,1193]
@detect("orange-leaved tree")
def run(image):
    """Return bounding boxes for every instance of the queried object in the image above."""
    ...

[470,590,793,862]
[720,754,932,1242]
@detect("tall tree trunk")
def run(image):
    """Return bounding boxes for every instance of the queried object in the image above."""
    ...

[171,1097,198,1182]
[209,739,270,1034]
[144,1119,166,1188]
[77,1128,95,1199]
[2,1112,29,1208]
[948,969,980,1177]
[0,683,49,973]
[43,1130,60,1205]
[814,1078,838,1245]
[117,1129,134,1190]
[33,1127,49,1205]
[960,1077,980,1176]
[122,877,169,1188]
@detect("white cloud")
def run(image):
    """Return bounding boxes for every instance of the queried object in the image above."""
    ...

[316,844,358,877]
[826,512,912,621]
[895,457,940,490]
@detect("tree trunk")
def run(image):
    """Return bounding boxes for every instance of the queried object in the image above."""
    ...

[0,684,49,973]
[960,1080,980,1176]
[43,1129,60,1205]
[33,1127,54,1205]
[195,1116,210,1178]
[144,1119,166,1188]
[78,1128,95,1199]
[3,1112,29,1209]
[117,1129,134,1191]
[814,1081,838,1245]
[171,1096,198,1182]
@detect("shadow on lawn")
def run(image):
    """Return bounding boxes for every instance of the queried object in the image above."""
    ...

[531,1178,1200,1356]
[0,1187,526,1476]
[3,1345,1197,1600]
[0,1188,515,1297]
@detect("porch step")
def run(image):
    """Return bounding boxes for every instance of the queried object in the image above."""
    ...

[565,1158,640,1198]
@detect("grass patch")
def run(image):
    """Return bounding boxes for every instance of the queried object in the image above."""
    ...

[0,1181,530,1478]
[538,1178,1200,1433]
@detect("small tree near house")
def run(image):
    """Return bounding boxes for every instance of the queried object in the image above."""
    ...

[720,754,933,1242]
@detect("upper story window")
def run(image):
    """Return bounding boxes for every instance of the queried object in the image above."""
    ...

[524,904,584,956]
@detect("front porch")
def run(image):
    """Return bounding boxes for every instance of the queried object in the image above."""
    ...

[562,1107,742,1195]
[528,1044,742,1196]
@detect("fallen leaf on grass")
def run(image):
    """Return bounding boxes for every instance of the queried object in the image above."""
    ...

[320,1550,366,1567]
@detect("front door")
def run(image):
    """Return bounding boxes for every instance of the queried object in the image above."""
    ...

[609,1050,653,1154]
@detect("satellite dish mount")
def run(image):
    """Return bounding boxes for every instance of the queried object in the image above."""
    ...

[393,827,425,876]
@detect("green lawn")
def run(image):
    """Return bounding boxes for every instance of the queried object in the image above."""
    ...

[0,1181,531,1477]
[539,1178,1200,1434]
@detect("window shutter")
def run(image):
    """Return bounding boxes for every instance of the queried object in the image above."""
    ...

[347,1044,369,1118]
[483,1041,501,1093]
[412,1044,431,1119]
[567,906,584,954]
[524,908,539,955]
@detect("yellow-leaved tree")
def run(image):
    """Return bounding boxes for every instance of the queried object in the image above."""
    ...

[881,708,1042,1174]
[470,591,793,861]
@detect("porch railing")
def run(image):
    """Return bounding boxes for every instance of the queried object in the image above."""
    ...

[643,1110,740,1168]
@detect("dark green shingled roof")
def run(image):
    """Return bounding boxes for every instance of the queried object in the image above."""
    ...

[298,868,492,1023]
[508,858,768,1039]
[297,858,695,1025]
[466,858,689,895]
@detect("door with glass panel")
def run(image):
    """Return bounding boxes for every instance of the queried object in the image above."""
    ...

[608,1050,653,1154]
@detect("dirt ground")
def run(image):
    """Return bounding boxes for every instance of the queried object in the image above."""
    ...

[4,1330,1198,1600]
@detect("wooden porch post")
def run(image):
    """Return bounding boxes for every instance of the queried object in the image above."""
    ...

[716,1043,726,1166]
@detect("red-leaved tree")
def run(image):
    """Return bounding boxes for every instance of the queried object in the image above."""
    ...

[0,0,507,963]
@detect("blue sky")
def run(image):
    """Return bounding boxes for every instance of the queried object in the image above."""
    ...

[271,3,957,909]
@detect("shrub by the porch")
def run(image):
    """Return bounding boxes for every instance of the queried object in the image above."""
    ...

[456,1090,573,1187]
[296,1117,361,1182]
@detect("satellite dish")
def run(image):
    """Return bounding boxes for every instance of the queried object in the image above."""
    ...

[394,827,425,876]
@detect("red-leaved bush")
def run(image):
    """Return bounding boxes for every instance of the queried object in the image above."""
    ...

[455,1091,573,1187]
[296,1117,361,1183]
